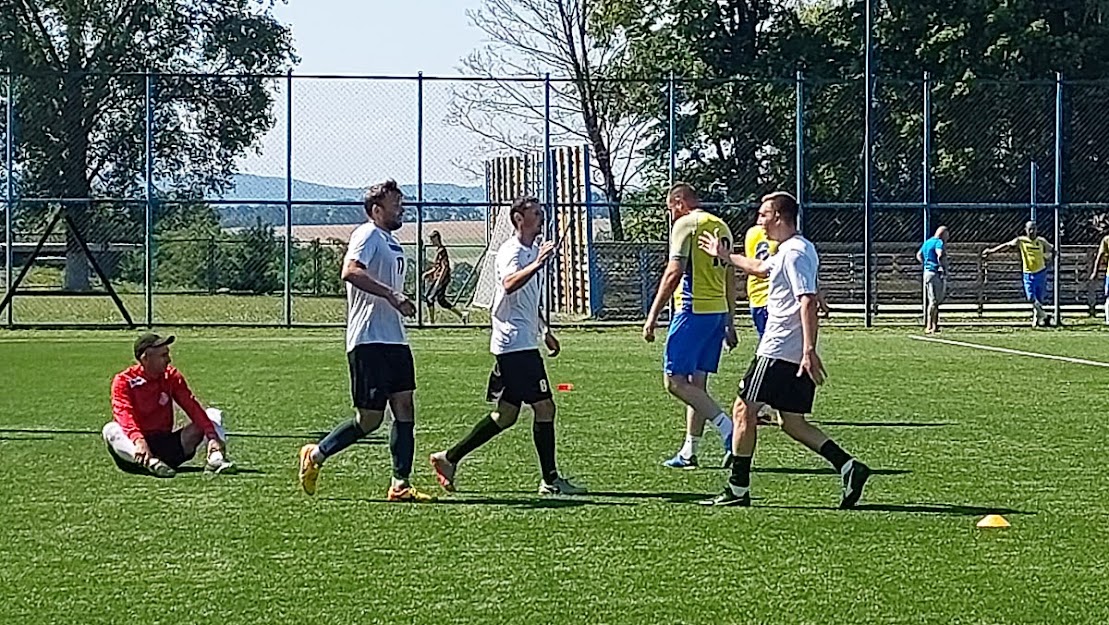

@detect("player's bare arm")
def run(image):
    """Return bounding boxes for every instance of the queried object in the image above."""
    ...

[981,238,1017,258]
[502,241,555,295]
[697,231,769,278]
[538,304,561,357]
[342,258,416,317]
[1091,241,1106,281]
[798,293,827,385]
[642,259,684,342]
[724,265,738,350]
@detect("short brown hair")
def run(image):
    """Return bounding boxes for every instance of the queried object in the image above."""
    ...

[761,191,799,224]
[668,182,698,202]
[363,179,401,215]
[510,196,540,226]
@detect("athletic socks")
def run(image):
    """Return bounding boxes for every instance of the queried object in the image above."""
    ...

[533,421,559,484]
[709,411,733,451]
[314,418,367,464]
[678,435,701,460]
[389,420,415,482]
[818,440,852,473]
[729,455,753,488]
[446,414,505,464]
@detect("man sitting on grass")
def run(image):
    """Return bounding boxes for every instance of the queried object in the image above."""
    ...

[102,333,236,477]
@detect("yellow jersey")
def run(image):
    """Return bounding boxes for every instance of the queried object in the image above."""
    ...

[744,226,778,308]
[669,210,733,314]
[1017,236,1048,274]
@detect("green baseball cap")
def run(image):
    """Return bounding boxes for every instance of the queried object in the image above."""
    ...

[134,333,175,360]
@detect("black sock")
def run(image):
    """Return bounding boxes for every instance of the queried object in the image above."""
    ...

[819,440,852,472]
[446,414,504,464]
[729,455,753,488]
[389,420,415,482]
[533,421,558,484]
[317,418,367,460]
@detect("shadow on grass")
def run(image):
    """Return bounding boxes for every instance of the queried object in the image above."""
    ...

[0,427,386,446]
[325,496,630,509]
[761,502,1033,516]
[813,421,952,428]
[587,491,709,504]
[696,466,910,476]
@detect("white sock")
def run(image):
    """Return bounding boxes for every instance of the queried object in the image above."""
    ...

[679,435,700,460]
[1033,301,1045,322]
[310,447,326,465]
[391,477,410,489]
[205,408,228,442]
[709,412,733,450]
[102,422,139,464]
[1103,304,1108,324]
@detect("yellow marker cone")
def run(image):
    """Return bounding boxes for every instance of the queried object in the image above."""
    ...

[976,514,1010,528]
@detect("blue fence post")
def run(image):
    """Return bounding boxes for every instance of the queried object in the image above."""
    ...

[1030,161,1038,223]
[416,72,425,327]
[584,145,601,317]
[795,70,805,234]
[284,69,293,327]
[863,0,875,327]
[1054,71,1064,324]
[5,72,14,328]
[144,70,155,328]
[922,71,932,321]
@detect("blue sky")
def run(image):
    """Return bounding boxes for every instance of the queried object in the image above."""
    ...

[237,0,489,190]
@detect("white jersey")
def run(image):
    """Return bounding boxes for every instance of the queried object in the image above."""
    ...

[756,235,820,364]
[345,222,407,352]
[490,235,543,355]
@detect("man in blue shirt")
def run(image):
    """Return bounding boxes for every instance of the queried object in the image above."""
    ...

[917,226,948,334]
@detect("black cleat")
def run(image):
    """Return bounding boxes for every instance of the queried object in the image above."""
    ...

[839,460,871,509]
[699,484,751,507]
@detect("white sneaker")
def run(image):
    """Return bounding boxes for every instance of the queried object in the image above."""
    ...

[538,476,587,496]
[205,450,238,474]
[148,459,176,478]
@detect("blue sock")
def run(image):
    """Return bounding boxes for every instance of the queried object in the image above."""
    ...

[390,420,415,482]
[317,418,366,461]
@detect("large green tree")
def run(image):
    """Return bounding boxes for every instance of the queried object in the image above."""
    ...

[594,0,1109,240]
[0,0,296,290]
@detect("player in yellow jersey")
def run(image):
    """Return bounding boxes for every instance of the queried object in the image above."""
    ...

[1089,223,1109,325]
[643,183,738,469]
[982,220,1054,327]
[744,225,778,338]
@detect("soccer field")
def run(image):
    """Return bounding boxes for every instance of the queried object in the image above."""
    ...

[2,327,1108,624]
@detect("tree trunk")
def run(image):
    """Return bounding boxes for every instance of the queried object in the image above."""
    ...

[61,43,91,291]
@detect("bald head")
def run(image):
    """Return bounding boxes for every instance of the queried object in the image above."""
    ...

[666,182,700,220]
[935,226,948,241]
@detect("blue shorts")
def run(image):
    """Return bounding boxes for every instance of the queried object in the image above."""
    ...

[1103,275,1108,297]
[664,311,728,376]
[750,306,768,338]
[1023,270,1047,303]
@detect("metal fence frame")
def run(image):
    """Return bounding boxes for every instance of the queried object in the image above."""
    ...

[1,70,1106,328]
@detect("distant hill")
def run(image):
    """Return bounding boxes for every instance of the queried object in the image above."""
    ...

[217,174,488,227]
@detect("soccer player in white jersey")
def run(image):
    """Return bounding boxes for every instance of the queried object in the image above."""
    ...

[298,179,435,502]
[429,197,586,496]
[698,192,871,508]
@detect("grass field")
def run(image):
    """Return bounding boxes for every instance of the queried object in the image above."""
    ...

[2,327,1108,624]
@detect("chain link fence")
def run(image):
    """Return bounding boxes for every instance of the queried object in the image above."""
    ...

[2,71,1109,328]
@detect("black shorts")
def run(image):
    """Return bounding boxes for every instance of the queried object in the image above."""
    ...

[485,350,552,407]
[425,282,452,308]
[109,430,195,471]
[738,355,817,415]
[348,343,417,411]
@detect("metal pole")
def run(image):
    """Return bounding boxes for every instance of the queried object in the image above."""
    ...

[543,73,553,325]
[668,72,676,186]
[5,73,14,328]
[863,0,875,327]
[1053,72,1064,324]
[922,71,932,321]
[144,71,155,327]
[796,70,805,233]
[416,72,425,327]
[283,69,293,327]
[1030,161,1038,223]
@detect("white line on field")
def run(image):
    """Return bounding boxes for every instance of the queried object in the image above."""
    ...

[909,335,1109,368]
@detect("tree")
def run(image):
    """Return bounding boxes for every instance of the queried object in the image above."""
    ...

[0,0,296,290]
[448,0,653,240]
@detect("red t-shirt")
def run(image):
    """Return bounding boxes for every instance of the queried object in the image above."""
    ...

[110,365,215,442]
